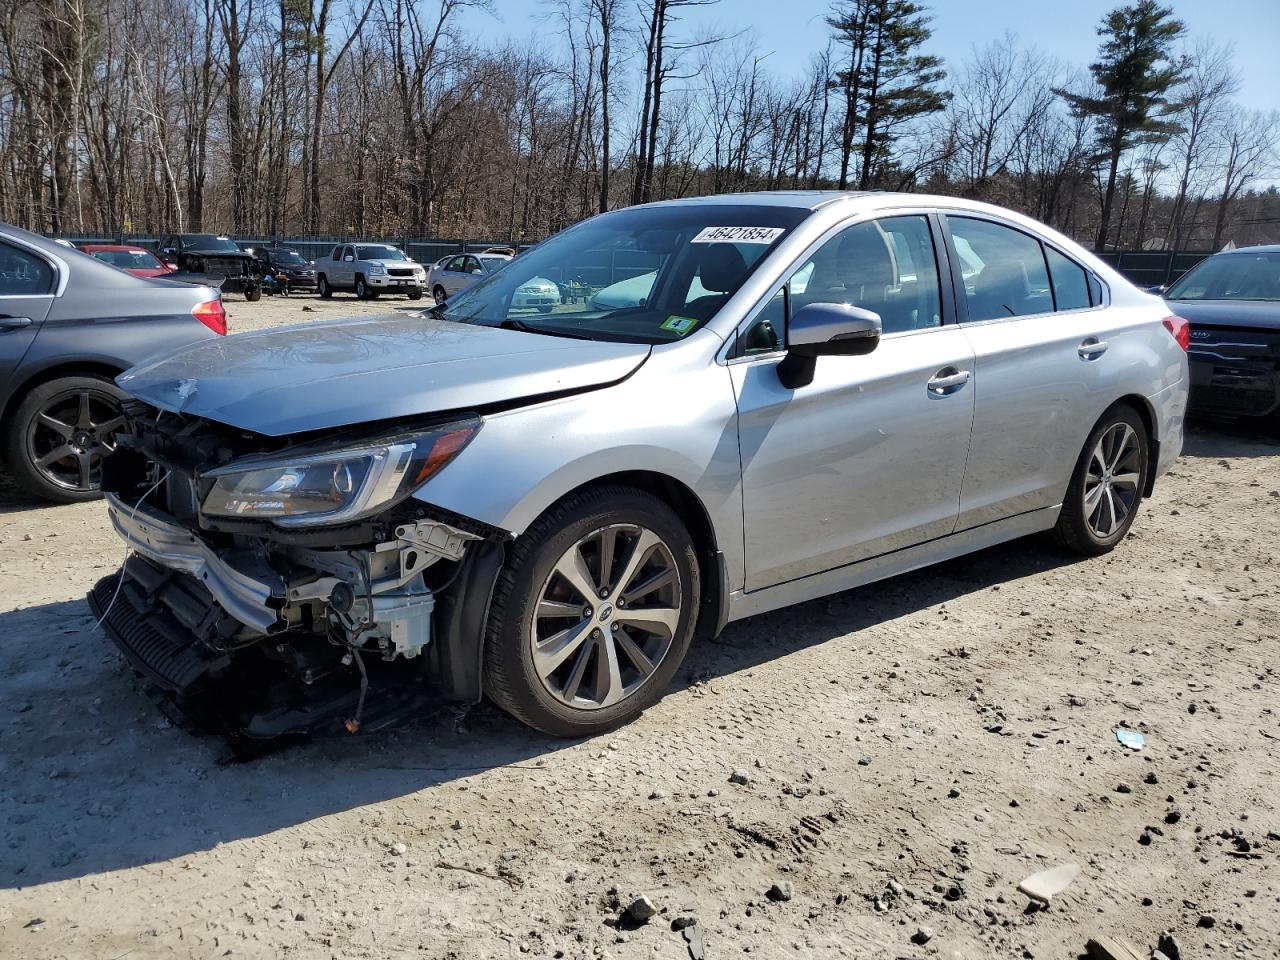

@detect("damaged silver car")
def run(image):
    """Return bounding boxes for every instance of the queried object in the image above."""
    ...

[92,192,1188,742]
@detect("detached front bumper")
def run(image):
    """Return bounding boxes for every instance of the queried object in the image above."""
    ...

[105,493,284,633]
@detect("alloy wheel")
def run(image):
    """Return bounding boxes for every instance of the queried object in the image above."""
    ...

[530,523,682,711]
[1083,422,1142,539]
[25,386,126,493]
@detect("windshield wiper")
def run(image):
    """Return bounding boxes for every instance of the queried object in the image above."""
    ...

[500,318,594,340]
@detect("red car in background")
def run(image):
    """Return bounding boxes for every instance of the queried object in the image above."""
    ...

[79,244,175,279]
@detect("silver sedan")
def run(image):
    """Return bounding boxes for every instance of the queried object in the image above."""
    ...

[96,192,1188,742]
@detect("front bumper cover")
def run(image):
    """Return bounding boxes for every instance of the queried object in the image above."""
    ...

[105,493,283,633]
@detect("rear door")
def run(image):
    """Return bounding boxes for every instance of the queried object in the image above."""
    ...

[731,212,976,590]
[0,238,58,399]
[942,214,1121,528]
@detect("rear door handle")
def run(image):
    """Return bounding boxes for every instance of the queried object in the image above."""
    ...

[1078,337,1108,359]
[927,367,971,397]
[0,316,33,330]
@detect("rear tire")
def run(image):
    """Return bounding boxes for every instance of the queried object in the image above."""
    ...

[245,285,262,303]
[317,275,332,299]
[1054,404,1150,555]
[3,374,128,503]
[483,486,700,737]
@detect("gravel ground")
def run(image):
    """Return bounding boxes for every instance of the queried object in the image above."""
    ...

[0,296,1278,959]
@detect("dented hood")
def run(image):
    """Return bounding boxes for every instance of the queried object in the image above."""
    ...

[118,313,650,436]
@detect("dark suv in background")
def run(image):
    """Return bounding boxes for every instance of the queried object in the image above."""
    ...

[250,246,317,295]
[0,224,225,502]
[159,233,263,301]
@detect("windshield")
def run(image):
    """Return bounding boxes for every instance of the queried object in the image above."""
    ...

[357,245,407,261]
[272,250,308,265]
[1167,252,1280,302]
[92,249,163,269]
[478,255,509,271]
[186,235,240,252]
[438,204,809,343]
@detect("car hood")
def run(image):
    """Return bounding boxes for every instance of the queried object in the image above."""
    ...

[117,314,650,436]
[367,259,420,269]
[1167,299,1280,331]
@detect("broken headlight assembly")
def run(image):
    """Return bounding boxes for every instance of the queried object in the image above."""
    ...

[201,417,479,527]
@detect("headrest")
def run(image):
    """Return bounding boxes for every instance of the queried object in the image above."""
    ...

[696,243,748,294]
[836,227,896,289]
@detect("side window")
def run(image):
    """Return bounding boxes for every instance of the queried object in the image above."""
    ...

[331,246,341,262]
[948,217,1052,321]
[0,242,56,296]
[1045,246,1091,311]
[739,214,942,352]
[464,256,483,274]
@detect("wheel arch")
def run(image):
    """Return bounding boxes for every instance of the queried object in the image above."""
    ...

[430,467,730,704]
[0,359,127,431]
[1111,394,1160,496]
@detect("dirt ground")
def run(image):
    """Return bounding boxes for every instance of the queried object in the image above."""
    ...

[1,294,1278,959]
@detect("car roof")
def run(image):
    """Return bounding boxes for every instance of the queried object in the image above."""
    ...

[80,244,150,252]
[1212,244,1280,255]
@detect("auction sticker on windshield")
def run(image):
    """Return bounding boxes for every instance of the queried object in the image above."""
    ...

[691,226,786,244]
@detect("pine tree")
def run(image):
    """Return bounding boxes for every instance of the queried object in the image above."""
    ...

[827,0,949,190]
[1057,0,1185,250]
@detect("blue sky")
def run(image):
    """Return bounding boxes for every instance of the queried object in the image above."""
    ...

[468,0,1278,113]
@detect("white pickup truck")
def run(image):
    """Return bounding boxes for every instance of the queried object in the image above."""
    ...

[316,242,426,300]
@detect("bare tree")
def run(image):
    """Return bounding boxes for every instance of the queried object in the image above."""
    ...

[1161,39,1237,248]
[1211,107,1279,249]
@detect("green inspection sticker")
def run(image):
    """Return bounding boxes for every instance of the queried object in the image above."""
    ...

[660,314,697,335]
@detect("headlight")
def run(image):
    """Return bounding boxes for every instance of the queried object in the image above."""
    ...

[369,264,386,275]
[200,418,479,527]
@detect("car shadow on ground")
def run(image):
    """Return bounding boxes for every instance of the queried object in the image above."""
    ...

[1,530,1076,892]
[0,421,1273,891]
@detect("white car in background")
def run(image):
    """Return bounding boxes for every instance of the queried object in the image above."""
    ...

[429,252,559,312]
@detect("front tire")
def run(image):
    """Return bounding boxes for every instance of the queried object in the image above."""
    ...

[3,375,128,503]
[432,285,448,305]
[317,275,333,299]
[484,486,700,737]
[1054,404,1149,555]
[408,288,424,301]
[354,276,370,300]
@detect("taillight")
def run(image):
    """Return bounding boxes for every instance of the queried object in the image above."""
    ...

[193,298,227,336]
[1162,315,1189,351]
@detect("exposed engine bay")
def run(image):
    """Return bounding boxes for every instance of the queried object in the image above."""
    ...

[91,400,507,747]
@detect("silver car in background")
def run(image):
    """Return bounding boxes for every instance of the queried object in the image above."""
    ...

[92,192,1188,744]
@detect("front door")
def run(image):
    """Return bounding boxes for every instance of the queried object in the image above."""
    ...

[732,214,976,591]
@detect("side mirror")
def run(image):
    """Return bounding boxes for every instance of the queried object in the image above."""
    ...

[344,255,354,262]
[778,303,881,390]
[1145,284,1168,295]
[162,247,175,255]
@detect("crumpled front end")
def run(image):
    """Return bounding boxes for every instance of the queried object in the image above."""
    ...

[91,401,507,744]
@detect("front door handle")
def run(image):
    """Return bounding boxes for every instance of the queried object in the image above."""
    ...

[1078,337,1108,360]
[0,316,33,331]
[927,367,971,397]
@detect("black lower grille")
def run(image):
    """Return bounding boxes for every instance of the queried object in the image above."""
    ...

[89,559,230,694]
[1191,383,1278,416]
